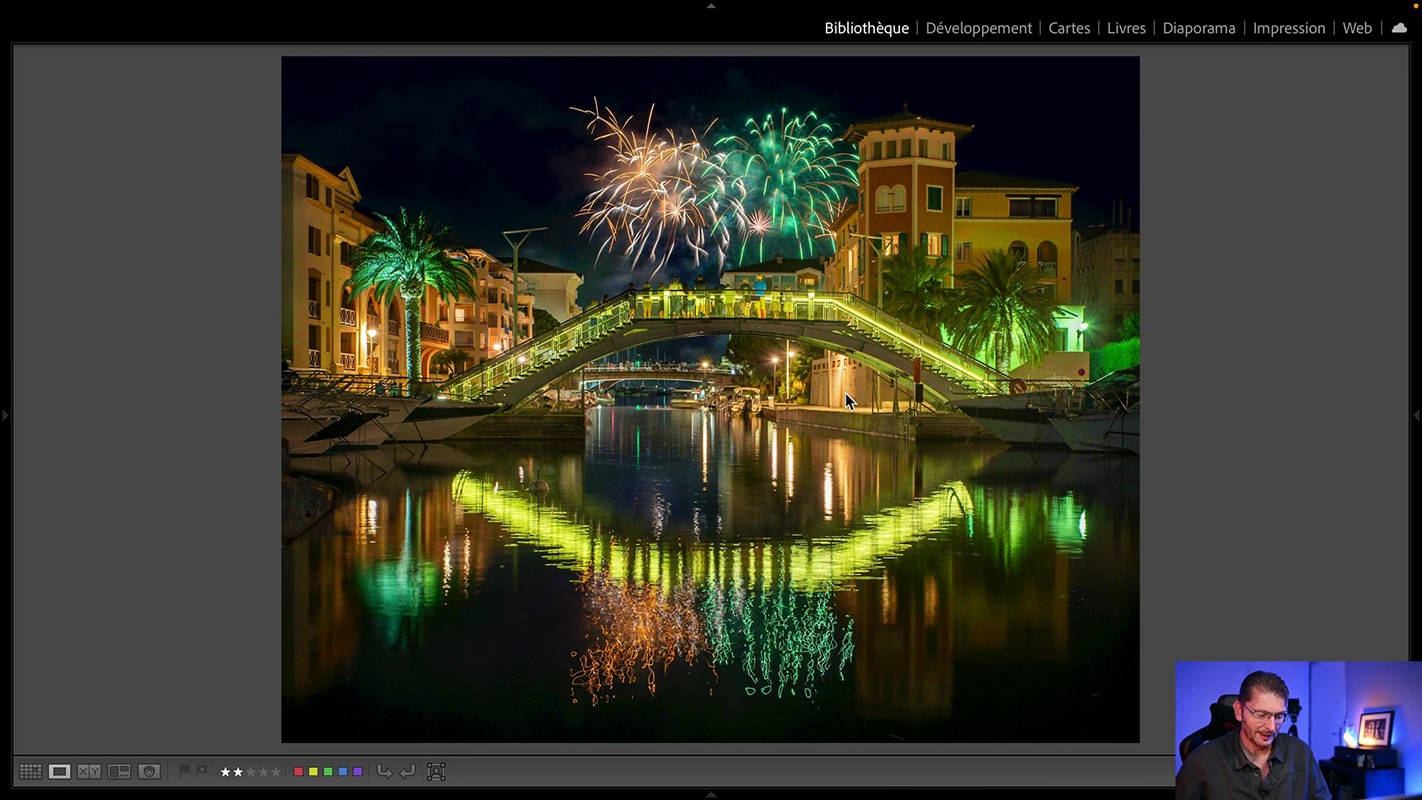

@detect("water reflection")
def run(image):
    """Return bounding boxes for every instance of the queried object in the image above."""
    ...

[284,408,1138,742]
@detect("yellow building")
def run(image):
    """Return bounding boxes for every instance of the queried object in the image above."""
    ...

[816,107,1087,395]
[282,152,535,379]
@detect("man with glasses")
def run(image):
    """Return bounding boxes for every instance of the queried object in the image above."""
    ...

[1176,670,1331,799]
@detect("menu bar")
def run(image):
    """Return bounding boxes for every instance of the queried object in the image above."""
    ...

[818,17,1405,42]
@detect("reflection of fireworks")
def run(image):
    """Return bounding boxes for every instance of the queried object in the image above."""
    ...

[714,109,858,263]
[569,565,708,706]
[702,574,854,699]
[573,100,744,280]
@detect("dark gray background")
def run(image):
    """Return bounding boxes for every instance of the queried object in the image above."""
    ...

[11,44,1410,787]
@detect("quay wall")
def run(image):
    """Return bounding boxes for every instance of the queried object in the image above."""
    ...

[762,405,995,442]
[446,411,589,440]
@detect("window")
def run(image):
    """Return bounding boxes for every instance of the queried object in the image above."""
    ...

[325,187,332,207]
[1115,279,1124,294]
[926,186,944,211]
[1037,241,1058,276]
[307,226,322,256]
[881,234,900,256]
[1114,313,1123,328]
[918,139,928,158]
[1132,279,1140,294]
[923,233,948,257]
[876,185,891,213]
[1009,241,1028,266]
[901,138,910,156]
[955,197,972,217]
[455,308,466,322]
[872,141,882,160]
[955,242,972,262]
[1009,196,1059,218]
[886,140,897,159]
[941,142,952,160]
[891,185,906,212]
[305,174,320,200]
[340,242,354,266]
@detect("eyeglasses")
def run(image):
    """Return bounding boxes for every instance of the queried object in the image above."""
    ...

[1242,702,1289,725]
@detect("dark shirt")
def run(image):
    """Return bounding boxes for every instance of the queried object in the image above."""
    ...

[1176,731,1331,800]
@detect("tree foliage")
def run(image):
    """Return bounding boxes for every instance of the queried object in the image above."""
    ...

[941,249,1060,375]
[345,208,478,381]
[532,308,560,338]
[1117,310,1140,341]
[430,346,476,377]
[880,243,954,338]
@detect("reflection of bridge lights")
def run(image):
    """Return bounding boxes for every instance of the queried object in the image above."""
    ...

[1079,510,1088,539]
[823,462,834,520]
[451,472,973,588]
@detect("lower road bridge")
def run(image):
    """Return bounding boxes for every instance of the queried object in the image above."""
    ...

[580,363,739,391]
[440,289,1009,409]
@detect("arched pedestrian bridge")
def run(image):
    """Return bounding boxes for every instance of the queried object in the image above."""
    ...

[440,289,1009,408]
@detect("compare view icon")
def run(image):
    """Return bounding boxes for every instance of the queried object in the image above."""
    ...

[844,393,857,411]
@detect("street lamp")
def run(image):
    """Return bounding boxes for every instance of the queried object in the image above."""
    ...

[501,226,548,347]
[1077,321,1089,350]
[784,346,795,402]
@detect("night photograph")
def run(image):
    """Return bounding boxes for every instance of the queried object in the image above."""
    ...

[279,53,1142,745]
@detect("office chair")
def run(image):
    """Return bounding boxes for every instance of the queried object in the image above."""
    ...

[1180,694,1242,762]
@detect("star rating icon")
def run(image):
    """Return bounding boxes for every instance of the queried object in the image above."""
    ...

[220,766,276,778]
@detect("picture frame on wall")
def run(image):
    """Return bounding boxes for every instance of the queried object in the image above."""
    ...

[1358,710,1394,748]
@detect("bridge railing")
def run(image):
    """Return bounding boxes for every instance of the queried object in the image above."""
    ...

[441,292,636,401]
[441,287,1009,402]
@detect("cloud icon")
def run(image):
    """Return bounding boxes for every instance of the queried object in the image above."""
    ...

[1392,22,1407,33]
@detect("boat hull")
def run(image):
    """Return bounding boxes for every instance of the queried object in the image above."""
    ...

[955,403,1068,448]
[1048,411,1139,454]
[284,393,501,443]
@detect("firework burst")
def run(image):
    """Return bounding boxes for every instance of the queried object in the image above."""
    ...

[573,99,744,281]
[714,108,858,264]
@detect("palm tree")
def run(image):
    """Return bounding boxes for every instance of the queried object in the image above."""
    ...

[880,243,954,337]
[942,249,1060,376]
[345,208,478,384]
[429,346,476,377]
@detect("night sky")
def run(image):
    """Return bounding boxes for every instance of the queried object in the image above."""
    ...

[282,55,1139,314]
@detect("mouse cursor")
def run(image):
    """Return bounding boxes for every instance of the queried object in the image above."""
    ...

[844,393,857,411]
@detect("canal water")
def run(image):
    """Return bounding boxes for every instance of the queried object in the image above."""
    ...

[283,406,1139,743]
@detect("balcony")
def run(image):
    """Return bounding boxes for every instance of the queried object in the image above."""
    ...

[339,307,357,327]
[339,352,356,371]
[387,319,400,337]
[307,349,321,368]
[387,358,400,374]
[1037,261,1058,277]
[307,300,320,320]
[367,315,380,330]
[421,323,449,344]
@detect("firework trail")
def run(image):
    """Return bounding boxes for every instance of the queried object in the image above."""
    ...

[573,99,745,281]
[714,108,858,264]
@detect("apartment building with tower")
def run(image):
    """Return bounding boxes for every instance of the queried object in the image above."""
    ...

[818,106,1089,404]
